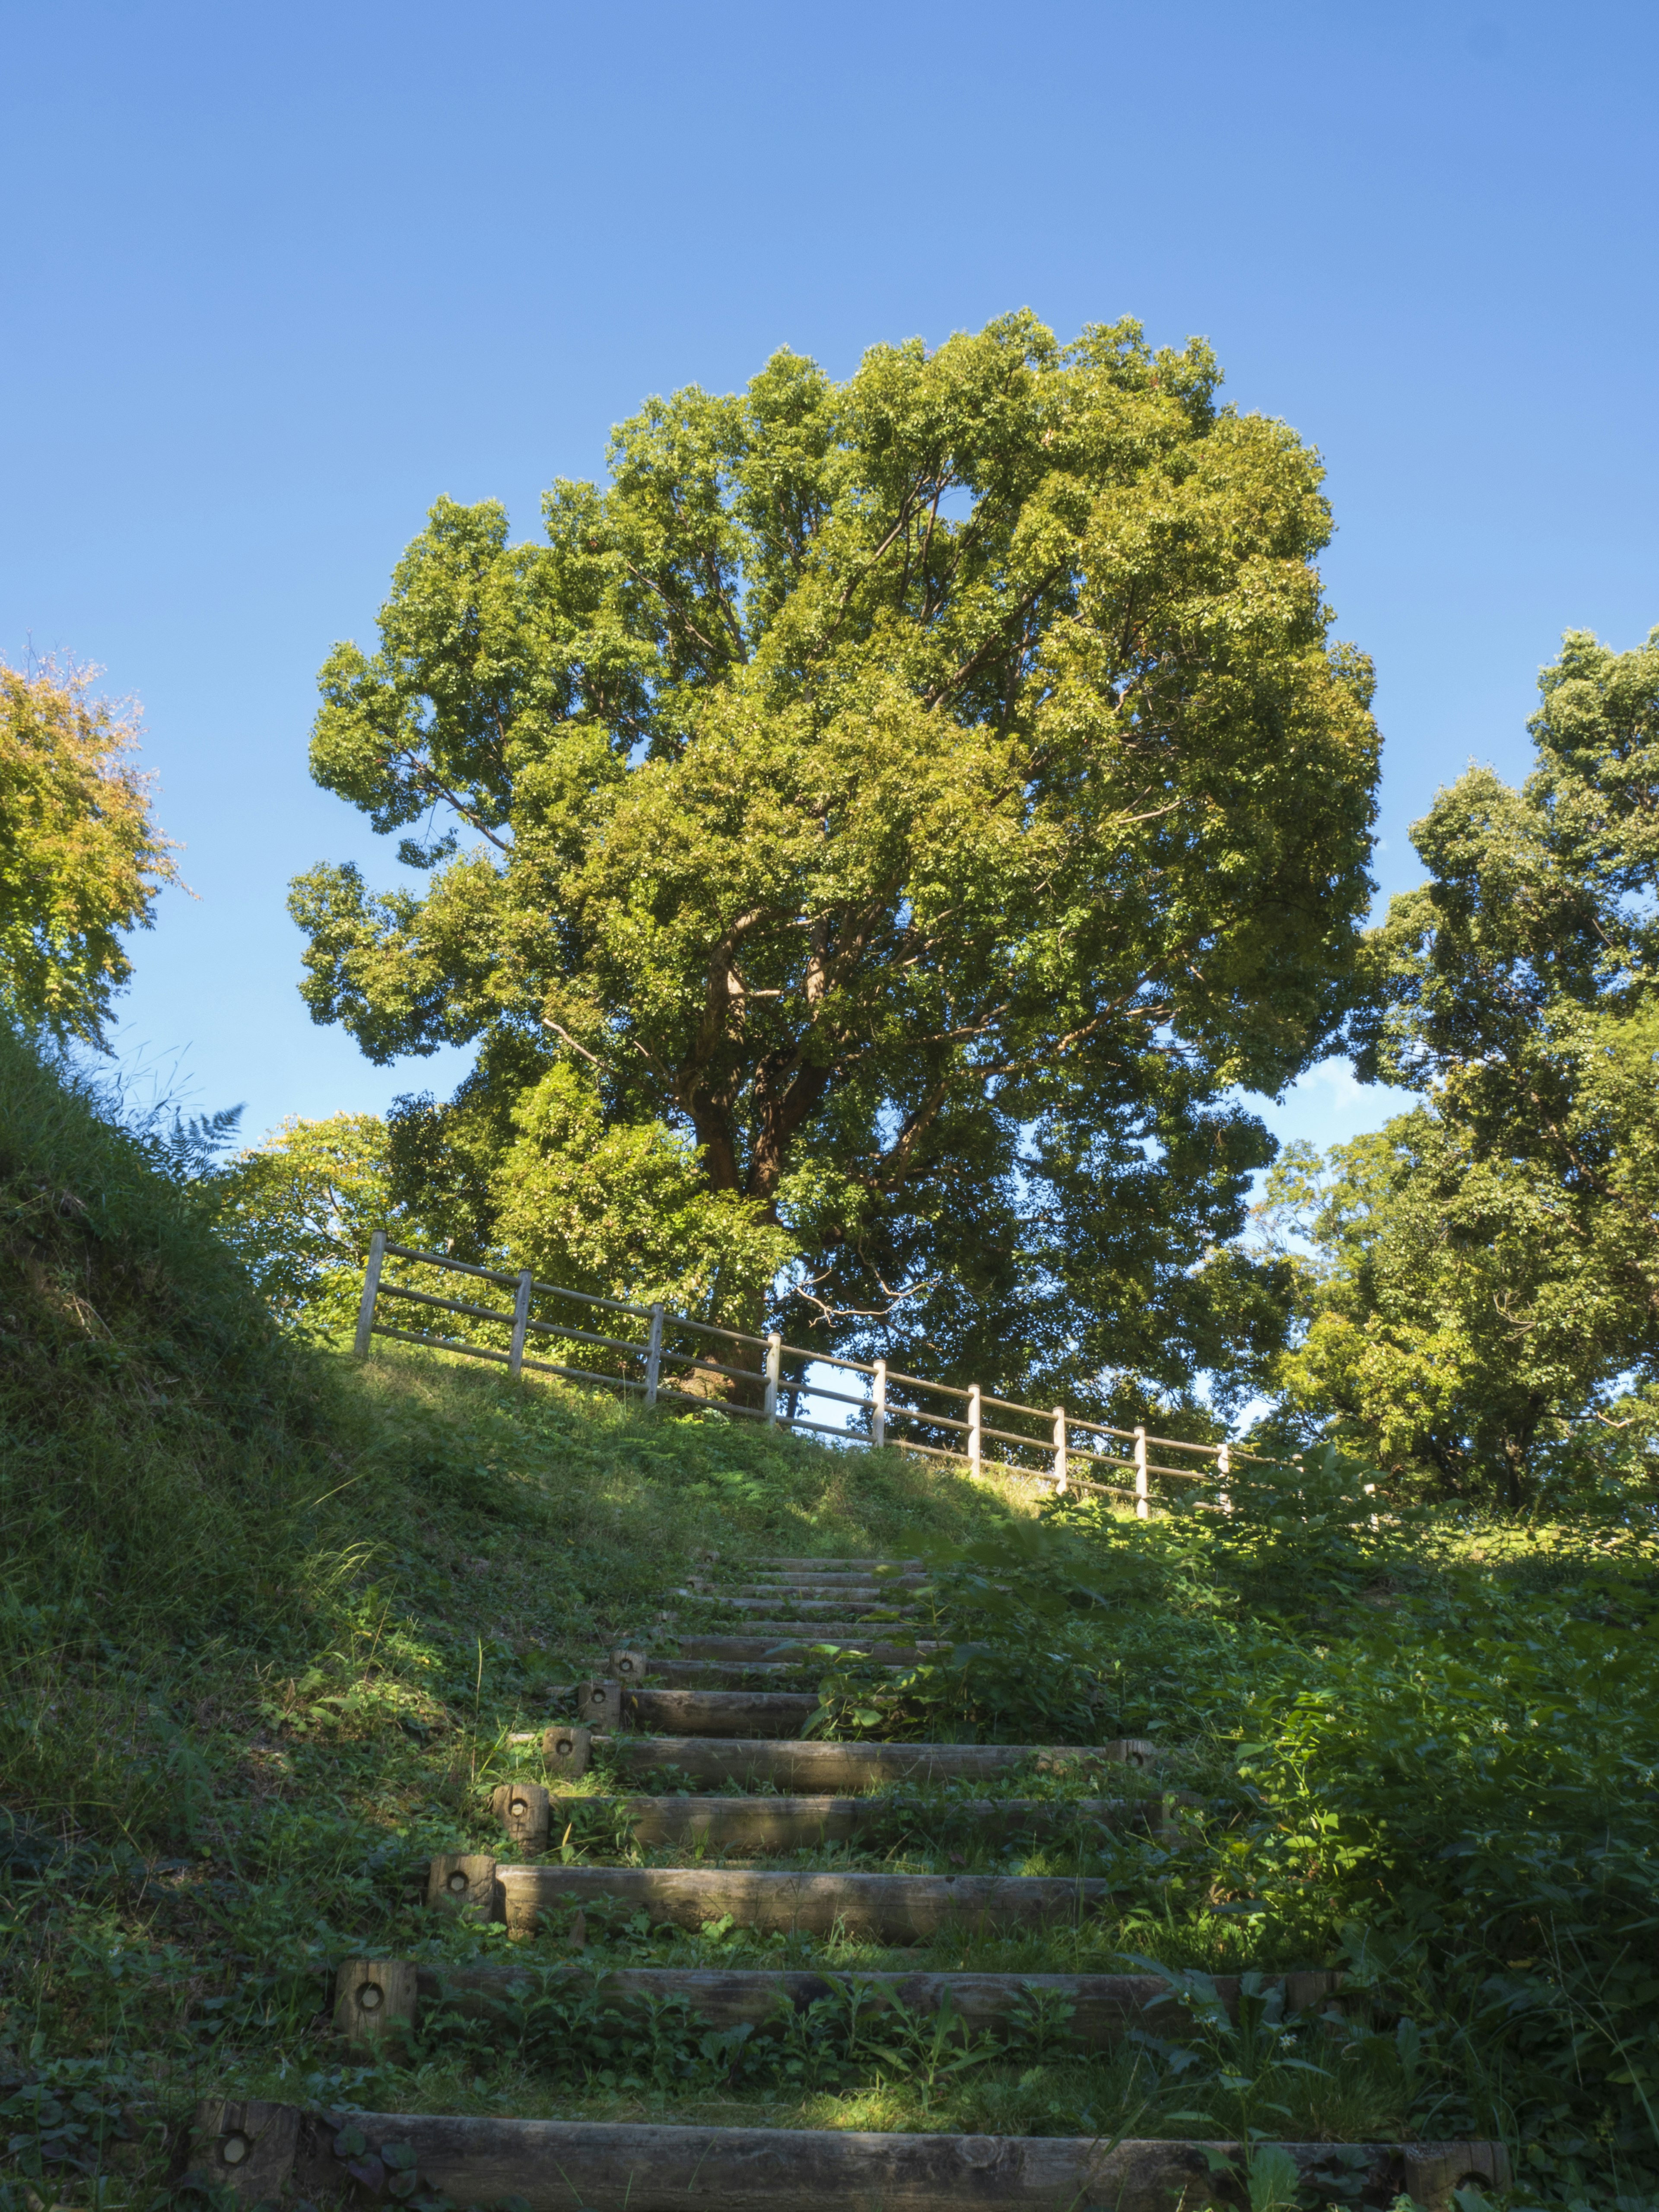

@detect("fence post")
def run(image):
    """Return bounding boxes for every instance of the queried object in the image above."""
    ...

[353,1229,386,1358]
[645,1303,664,1407]
[508,1268,533,1378]
[1217,1440,1232,1515]
[871,1359,886,1450]
[763,1332,782,1425]
[968,1384,982,1476]
[1052,1407,1067,1493]
[1134,1425,1150,1519]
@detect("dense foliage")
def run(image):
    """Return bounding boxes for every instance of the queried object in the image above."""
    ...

[823,1469,1659,2209]
[1251,624,1659,1506]
[290,311,1380,1412]
[0,660,177,1044]
[213,1109,400,1332]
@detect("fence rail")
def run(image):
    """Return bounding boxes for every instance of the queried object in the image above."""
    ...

[353,1234,1275,1516]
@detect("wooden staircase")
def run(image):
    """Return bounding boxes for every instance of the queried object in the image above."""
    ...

[190,1554,1510,2209]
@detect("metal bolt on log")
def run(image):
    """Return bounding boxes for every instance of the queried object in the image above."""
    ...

[492,1780,551,1850]
[185,2100,301,2202]
[426,1853,499,1920]
[542,1722,591,1777]
[577,1679,622,1730]
[333,1959,418,2048]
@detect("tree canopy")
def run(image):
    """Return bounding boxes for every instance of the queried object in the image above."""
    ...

[0,660,178,1045]
[1258,624,1659,1505]
[290,312,1380,1410]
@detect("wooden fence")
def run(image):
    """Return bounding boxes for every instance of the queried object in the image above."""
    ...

[353,1234,1274,1515]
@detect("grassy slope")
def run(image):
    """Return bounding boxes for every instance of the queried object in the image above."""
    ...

[5,1027,1659,2212]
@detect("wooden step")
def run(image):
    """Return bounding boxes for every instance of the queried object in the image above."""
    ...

[562,1732,1157,1791]
[689,1617,931,1638]
[624,1660,870,1688]
[611,1660,804,1687]
[536,1675,813,1702]
[626,1688,820,1736]
[713,1597,925,1618]
[674,1632,944,1661]
[735,1576,930,1595]
[754,1556,922,1570]
[720,1592,911,1611]
[494,1789,1161,1852]
[556,1684,822,1737]
[338,1957,1344,2043]
[193,2100,1512,2212]
[478,1859,1125,1940]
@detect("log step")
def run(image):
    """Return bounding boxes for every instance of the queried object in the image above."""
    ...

[626,1660,892,1688]
[191,2101,1512,2212]
[753,1556,922,1570]
[712,1598,926,1617]
[538,1675,804,1700]
[534,1688,826,1736]
[673,1634,944,1662]
[493,1859,1125,1940]
[733,1577,930,1596]
[686,1618,933,1639]
[559,1732,1157,1792]
[339,1957,1344,2044]
[624,1688,821,1736]
[493,1789,1160,1852]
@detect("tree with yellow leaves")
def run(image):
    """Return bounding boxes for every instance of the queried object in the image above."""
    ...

[0,660,178,1043]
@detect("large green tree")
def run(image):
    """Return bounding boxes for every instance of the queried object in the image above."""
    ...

[290,313,1379,1408]
[1261,624,1659,1505]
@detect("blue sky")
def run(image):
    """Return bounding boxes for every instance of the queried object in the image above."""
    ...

[3,0,1656,1157]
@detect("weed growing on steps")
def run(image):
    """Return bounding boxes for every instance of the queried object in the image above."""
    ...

[806,1470,1659,2209]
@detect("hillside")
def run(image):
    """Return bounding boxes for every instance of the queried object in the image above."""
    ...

[3,1024,1659,2212]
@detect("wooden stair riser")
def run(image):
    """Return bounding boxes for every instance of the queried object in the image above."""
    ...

[730,1580,930,1599]
[596,1654,909,1688]
[675,1619,936,1640]
[502,1862,1128,1941]
[335,1959,1344,2046]
[621,1660,896,1688]
[753,1557,922,1571]
[742,1570,928,1583]
[672,1635,944,1663]
[563,1682,826,1736]
[493,1788,1166,1852]
[714,1599,927,1618]
[545,1732,1157,1792]
[191,2103,1512,2212]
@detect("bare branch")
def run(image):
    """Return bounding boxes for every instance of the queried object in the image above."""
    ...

[541,1018,613,1072]
[620,558,728,664]
[407,758,513,854]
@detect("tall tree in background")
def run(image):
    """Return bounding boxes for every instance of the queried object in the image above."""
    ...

[1262,625,1659,1505]
[290,313,1380,1412]
[0,661,178,1045]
